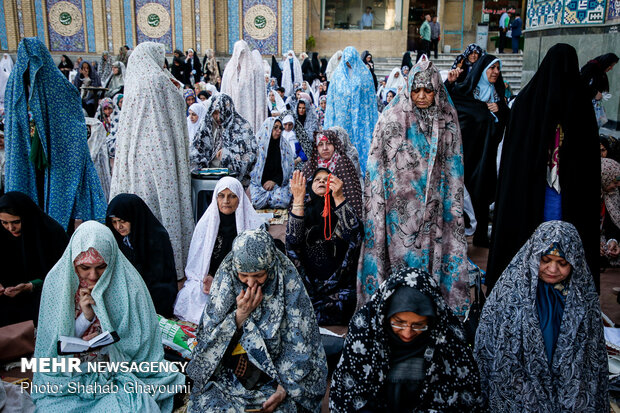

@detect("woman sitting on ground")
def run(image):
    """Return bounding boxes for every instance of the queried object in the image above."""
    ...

[175,177,264,324]
[330,267,485,412]
[0,192,68,327]
[32,221,184,412]
[250,117,295,209]
[287,169,362,326]
[187,228,328,412]
[475,220,608,411]
[601,157,620,267]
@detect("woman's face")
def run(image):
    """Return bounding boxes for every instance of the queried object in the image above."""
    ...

[81,62,90,75]
[238,270,268,288]
[468,51,480,63]
[212,110,221,125]
[486,62,501,84]
[296,90,302,100]
[271,121,283,140]
[194,85,201,95]
[269,92,276,103]
[538,254,571,284]
[0,213,22,237]
[297,102,306,116]
[311,171,330,196]
[76,262,108,290]
[601,143,608,158]
[217,188,239,215]
[112,66,120,75]
[389,311,429,343]
[199,94,208,101]
[188,50,194,58]
[365,54,372,62]
[284,122,294,132]
[109,217,131,237]
[320,100,326,110]
[394,72,400,79]
[606,63,616,73]
[117,98,123,109]
[189,110,199,123]
[411,87,435,109]
[318,140,335,161]
[386,92,395,103]
[103,106,113,117]
[186,96,196,106]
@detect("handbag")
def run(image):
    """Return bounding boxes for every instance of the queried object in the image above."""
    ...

[463,259,486,347]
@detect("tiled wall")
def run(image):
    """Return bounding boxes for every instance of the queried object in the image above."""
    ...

[526,0,610,28]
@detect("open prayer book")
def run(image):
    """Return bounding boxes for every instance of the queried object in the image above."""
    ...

[57,331,120,355]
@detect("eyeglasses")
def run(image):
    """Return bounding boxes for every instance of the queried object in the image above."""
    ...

[390,322,428,331]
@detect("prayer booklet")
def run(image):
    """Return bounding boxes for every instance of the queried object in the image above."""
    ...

[57,331,120,355]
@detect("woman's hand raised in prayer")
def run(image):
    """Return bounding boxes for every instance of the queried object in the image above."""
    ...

[235,284,263,328]
[447,68,462,83]
[203,274,214,294]
[79,288,96,321]
[3,283,34,297]
[263,181,276,191]
[262,384,287,413]
[291,170,306,204]
[330,174,346,206]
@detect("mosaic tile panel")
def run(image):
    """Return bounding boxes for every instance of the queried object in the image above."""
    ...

[195,0,201,53]
[46,0,86,52]
[606,0,620,21]
[105,0,114,51]
[242,0,278,55]
[282,0,293,52]
[123,0,134,48]
[562,0,606,24]
[228,0,240,54]
[135,0,173,52]
[84,0,96,52]
[34,0,47,43]
[526,0,564,27]
[0,0,9,50]
[174,0,183,51]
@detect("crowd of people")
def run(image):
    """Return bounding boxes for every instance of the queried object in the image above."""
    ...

[0,36,618,412]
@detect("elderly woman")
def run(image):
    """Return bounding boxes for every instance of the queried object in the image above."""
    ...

[187,228,328,412]
[475,221,608,411]
[104,61,125,98]
[106,194,178,318]
[250,117,295,209]
[287,169,362,326]
[175,177,264,324]
[451,43,483,83]
[601,157,620,266]
[330,267,485,412]
[359,57,469,313]
[32,221,184,412]
[0,192,68,327]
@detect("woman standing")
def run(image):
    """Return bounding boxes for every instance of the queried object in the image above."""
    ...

[580,53,618,127]
[451,43,483,83]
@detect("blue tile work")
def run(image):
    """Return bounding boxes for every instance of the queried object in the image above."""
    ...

[0,1,8,50]
[228,0,240,54]
[123,0,134,47]
[105,0,114,51]
[174,0,183,51]
[34,0,46,43]
[242,0,278,55]
[195,0,201,53]
[282,0,293,52]
[562,0,606,24]
[526,0,564,27]
[135,0,173,52]
[608,0,620,22]
[46,0,86,52]
[84,0,96,52]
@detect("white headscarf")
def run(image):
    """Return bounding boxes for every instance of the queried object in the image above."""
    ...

[0,70,8,114]
[205,83,219,98]
[326,50,342,82]
[281,114,297,154]
[85,118,111,201]
[383,67,407,100]
[187,102,207,143]
[174,176,264,324]
[0,54,13,73]
[281,50,303,97]
[267,89,286,114]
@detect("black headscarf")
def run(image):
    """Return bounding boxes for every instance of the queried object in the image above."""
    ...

[209,211,237,276]
[0,192,68,326]
[261,134,284,186]
[304,168,338,245]
[580,52,619,99]
[302,54,319,83]
[401,52,413,70]
[447,54,508,241]
[271,55,282,87]
[320,58,328,75]
[488,44,600,291]
[311,53,321,75]
[106,194,178,317]
[361,50,378,91]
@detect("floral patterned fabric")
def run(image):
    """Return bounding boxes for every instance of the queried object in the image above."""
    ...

[187,228,328,412]
[295,98,319,142]
[250,117,295,209]
[109,42,194,281]
[474,221,608,412]
[280,109,314,171]
[330,267,485,412]
[323,46,379,176]
[190,94,257,186]
[357,58,469,314]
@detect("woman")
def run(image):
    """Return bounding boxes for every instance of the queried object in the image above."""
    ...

[330,267,485,412]
[32,221,184,412]
[267,89,286,117]
[190,94,257,185]
[104,61,125,98]
[287,169,362,326]
[601,157,620,266]
[175,177,264,324]
[329,126,362,184]
[361,50,378,91]
[316,95,327,129]
[73,61,102,117]
[4,38,107,230]
[85,117,112,200]
[326,50,342,82]
[475,221,608,411]
[110,42,194,282]
[446,54,509,247]
[279,109,313,170]
[250,117,295,209]
[401,51,413,72]
[96,97,115,134]
[105,94,123,165]
[187,228,328,412]
[0,53,13,73]
[202,49,221,86]
[359,57,469,313]
[302,130,363,217]
[0,192,68,327]
[185,48,202,85]
[184,89,196,113]
[281,50,304,97]
[187,102,207,144]
[580,53,618,127]
[451,43,483,83]
[99,51,113,84]
[488,44,600,291]
[57,54,73,79]
[295,96,319,142]
[382,67,406,101]
[106,194,178,317]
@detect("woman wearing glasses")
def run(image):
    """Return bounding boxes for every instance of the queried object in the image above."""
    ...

[329,267,485,412]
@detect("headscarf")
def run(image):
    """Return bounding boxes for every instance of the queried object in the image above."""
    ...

[473,58,501,103]
[279,108,314,170]
[0,53,13,73]
[175,177,264,324]
[324,46,379,176]
[451,43,484,70]
[109,41,195,281]
[602,157,620,229]
[205,83,219,97]
[190,94,257,185]
[32,221,184,412]
[580,53,619,98]
[330,267,485,412]
[401,51,413,71]
[325,50,342,81]
[96,97,115,132]
[4,38,107,229]
[106,194,178,318]
[99,51,113,83]
[187,102,207,143]
[361,50,378,90]
[104,60,125,97]
[85,117,111,200]
[267,89,286,114]
[328,126,362,183]
[383,67,407,100]
[316,95,327,128]
[72,61,102,89]
[202,49,220,84]
[302,130,363,217]
[187,228,328,411]
[270,55,282,86]
[295,97,318,140]
[358,57,469,313]
[281,50,303,96]
[475,221,608,412]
